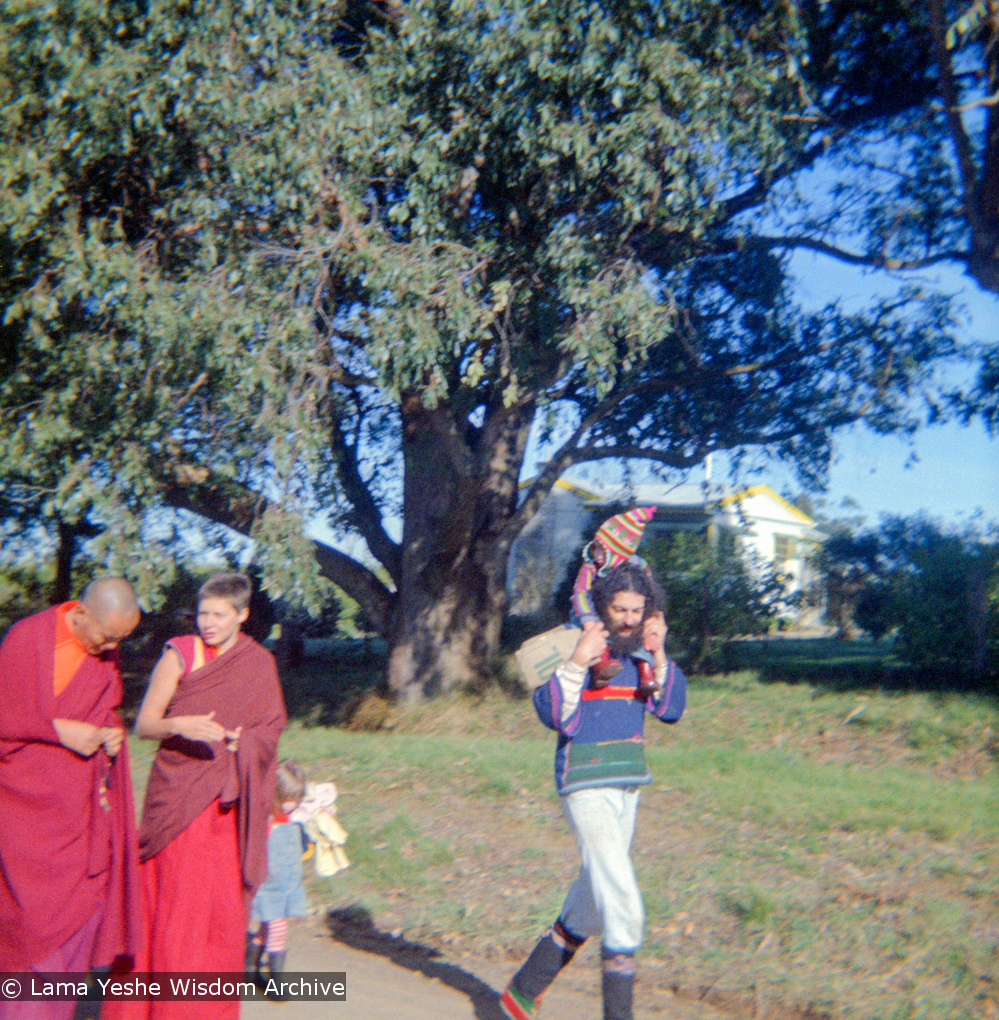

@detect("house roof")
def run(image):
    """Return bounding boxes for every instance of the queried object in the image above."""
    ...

[575,480,819,526]
[716,484,816,524]
[520,476,823,536]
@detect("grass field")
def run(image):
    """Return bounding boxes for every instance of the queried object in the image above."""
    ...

[126,638,998,1020]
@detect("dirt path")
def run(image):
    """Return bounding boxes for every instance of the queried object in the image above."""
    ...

[241,918,729,1020]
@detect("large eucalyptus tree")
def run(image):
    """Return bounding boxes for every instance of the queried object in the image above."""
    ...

[1,0,993,695]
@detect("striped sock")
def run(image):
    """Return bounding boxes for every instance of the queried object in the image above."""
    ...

[499,985,538,1020]
[264,918,288,954]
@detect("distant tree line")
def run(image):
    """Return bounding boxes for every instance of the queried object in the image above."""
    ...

[819,517,998,688]
[4,513,995,690]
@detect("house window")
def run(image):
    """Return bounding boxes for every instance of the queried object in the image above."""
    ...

[774,534,796,560]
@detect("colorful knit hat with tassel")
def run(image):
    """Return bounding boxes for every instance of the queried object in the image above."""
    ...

[589,506,657,569]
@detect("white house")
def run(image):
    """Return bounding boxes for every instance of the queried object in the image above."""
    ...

[508,478,826,618]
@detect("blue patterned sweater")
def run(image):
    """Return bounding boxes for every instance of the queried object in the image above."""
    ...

[534,653,687,795]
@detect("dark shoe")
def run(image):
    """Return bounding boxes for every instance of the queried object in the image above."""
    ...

[264,951,287,1000]
[635,659,658,700]
[602,971,634,1020]
[590,649,623,688]
[244,933,263,975]
[602,953,636,1020]
[502,920,585,1017]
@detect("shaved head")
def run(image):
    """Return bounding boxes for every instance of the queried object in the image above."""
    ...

[81,577,141,622]
[71,577,141,655]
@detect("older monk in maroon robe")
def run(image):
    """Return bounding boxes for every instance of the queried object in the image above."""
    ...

[0,577,142,1018]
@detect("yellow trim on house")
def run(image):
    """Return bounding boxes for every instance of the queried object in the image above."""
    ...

[518,477,602,500]
[716,484,815,524]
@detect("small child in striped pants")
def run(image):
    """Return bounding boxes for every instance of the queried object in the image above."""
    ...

[246,760,310,989]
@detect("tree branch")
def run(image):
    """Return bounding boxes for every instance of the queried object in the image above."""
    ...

[566,444,711,467]
[160,473,396,634]
[718,83,941,225]
[328,420,403,585]
[928,0,983,236]
[713,232,969,271]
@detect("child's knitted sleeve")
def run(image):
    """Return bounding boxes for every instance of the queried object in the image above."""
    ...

[647,660,687,722]
[571,562,599,623]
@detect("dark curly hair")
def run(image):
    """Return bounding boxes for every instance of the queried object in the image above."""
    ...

[591,561,665,621]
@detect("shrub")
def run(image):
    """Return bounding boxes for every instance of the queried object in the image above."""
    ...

[830,516,998,688]
[644,532,788,668]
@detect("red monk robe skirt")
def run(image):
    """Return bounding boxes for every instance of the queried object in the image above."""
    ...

[107,632,284,1020]
[107,800,243,1020]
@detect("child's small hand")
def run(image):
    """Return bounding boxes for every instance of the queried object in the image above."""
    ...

[591,540,607,570]
[225,725,242,753]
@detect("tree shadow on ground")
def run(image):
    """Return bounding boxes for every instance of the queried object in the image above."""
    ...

[273,639,393,728]
[324,905,505,1020]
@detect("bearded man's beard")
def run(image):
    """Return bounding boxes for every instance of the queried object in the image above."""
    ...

[606,623,643,660]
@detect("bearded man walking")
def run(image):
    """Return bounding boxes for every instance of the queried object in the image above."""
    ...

[500,561,687,1020]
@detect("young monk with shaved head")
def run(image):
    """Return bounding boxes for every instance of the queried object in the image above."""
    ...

[0,577,143,1019]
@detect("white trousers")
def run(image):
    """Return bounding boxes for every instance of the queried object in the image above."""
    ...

[558,785,644,954]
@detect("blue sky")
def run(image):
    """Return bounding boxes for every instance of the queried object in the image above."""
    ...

[778,253,998,529]
[768,417,998,529]
[557,253,998,533]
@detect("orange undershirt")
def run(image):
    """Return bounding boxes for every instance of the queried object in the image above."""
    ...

[53,601,88,697]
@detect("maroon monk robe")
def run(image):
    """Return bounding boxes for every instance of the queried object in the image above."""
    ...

[138,632,286,910]
[0,606,141,971]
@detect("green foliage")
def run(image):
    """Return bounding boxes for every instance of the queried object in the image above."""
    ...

[879,517,999,685]
[1,0,994,692]
[295,590,342,640]
[823,517,999,687]
[644,531,788,665]
[852,581,896,641]
[818,530,885,637]
[0,559,52,632]
[0,540,105,628]
[0,0,339,607]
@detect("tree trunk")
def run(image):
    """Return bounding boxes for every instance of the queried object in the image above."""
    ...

[382,398,531,699]
[385,560,508,700]
[162,396,538,701]
[51,517,77,604]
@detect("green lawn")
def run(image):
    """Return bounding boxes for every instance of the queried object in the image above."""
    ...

[124,639,998,1020]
